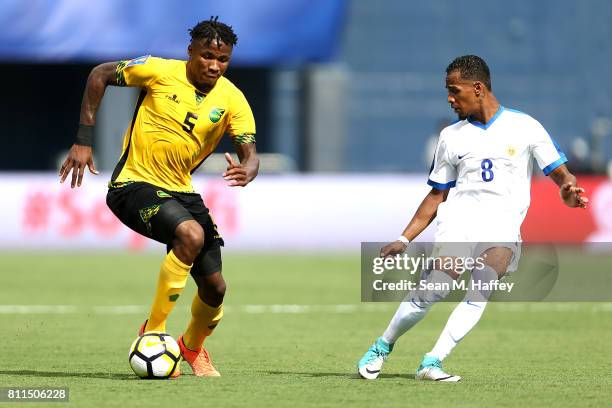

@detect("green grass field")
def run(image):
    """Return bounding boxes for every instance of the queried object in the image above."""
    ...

[1,252,611,408]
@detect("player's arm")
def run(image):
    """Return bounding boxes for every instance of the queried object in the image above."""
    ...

[224,89,258,186]
[79,62,121,125]
[530,119,588,209]
[380,187,450,257]
[223,141,259,187]
[381,129,456,257]
[548,164,589,208]
[59,62,120,188]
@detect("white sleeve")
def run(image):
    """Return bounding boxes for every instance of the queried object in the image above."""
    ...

[531,121,567,175]
[427,136,457,190]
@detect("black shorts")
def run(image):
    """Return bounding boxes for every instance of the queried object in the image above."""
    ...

[106,181,224,277]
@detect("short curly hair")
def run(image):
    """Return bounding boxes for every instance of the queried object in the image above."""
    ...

[189,16,237,48]
[446,55,492,91]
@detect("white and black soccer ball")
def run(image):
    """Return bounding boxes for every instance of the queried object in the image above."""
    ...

[128,332,181,379]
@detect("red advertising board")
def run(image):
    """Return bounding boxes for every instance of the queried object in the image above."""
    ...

[522,176,608,243]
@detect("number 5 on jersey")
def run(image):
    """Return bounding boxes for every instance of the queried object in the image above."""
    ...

[182,112,198,133]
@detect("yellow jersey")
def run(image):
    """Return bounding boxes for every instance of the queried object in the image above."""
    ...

[110,55,256,192]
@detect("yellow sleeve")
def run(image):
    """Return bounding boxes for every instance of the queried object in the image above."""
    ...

[115,55,170,88]
[227,89,256,143]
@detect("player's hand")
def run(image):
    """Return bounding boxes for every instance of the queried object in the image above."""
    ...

[59,144,99,188]
[222,152,252,187]
[380,241,407,258]
[560,182,588,209]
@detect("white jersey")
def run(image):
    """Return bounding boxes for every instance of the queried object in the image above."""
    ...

[428,106,567,241]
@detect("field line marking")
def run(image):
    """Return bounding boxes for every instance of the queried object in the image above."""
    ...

[1,303,611,315]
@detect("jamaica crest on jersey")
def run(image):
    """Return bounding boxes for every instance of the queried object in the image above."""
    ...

[192,90,225,123]
[208,107,226,123]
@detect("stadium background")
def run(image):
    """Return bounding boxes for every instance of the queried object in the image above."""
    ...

[1,0,611,248]
[1,1,611,407]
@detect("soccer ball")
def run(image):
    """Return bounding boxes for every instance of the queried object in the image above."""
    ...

[128,332,181,379]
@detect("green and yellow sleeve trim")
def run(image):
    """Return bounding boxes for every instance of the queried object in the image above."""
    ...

[116,60,128,86]
[232,133,256,147]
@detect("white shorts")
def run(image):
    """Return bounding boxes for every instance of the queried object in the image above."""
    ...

[432,204,522,273]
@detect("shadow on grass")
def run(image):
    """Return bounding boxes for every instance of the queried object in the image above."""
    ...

[266,371,415,380]
[0,370,137,381]
[2,369,417,381]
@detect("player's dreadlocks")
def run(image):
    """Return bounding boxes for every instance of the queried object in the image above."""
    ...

[446,55,492,91]
[189,16,237,48]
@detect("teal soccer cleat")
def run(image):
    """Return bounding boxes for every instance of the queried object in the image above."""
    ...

[415,355,461,382]
[358,337,393,379]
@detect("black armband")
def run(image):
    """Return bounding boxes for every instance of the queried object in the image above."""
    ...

[75,124,94,146]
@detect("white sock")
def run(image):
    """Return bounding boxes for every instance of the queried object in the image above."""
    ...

[426,299,487,361]
[427,265,498,361]
[382,297,430,344]
[382,270,454,344]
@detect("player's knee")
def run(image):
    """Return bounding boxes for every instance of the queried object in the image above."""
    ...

[197,279,226,306]
[414,269,453,306]
[212,280,226,299]
[206,273,226,298]
[466,265,498,302]
[415,288,449,307]
[481,246,512,276]
[175,221,205,255]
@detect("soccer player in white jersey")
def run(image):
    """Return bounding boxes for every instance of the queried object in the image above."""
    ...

[358,55,588,382]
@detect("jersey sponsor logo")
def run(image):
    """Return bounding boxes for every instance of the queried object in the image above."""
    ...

[209,107,226,123]
[165,94,180,104]
[126,55,150,67]
[169,294,180,302]
[458,153,468,160]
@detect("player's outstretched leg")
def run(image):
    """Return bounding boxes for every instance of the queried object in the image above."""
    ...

[177,293,223,377]
[143,219,205,334]
[415,355,461,382]
[357,270,454,379]
[415,264,499,382]
[179,269,225,377]
[358,337,394,379]
[144,249,192,333]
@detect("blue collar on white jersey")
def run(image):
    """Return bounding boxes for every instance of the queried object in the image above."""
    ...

[467,105,504,130]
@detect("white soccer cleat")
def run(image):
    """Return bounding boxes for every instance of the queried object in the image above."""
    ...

[415,356,461,382]
[358,337,393,380]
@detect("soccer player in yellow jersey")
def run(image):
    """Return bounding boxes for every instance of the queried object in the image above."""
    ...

[59,17,259,377]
